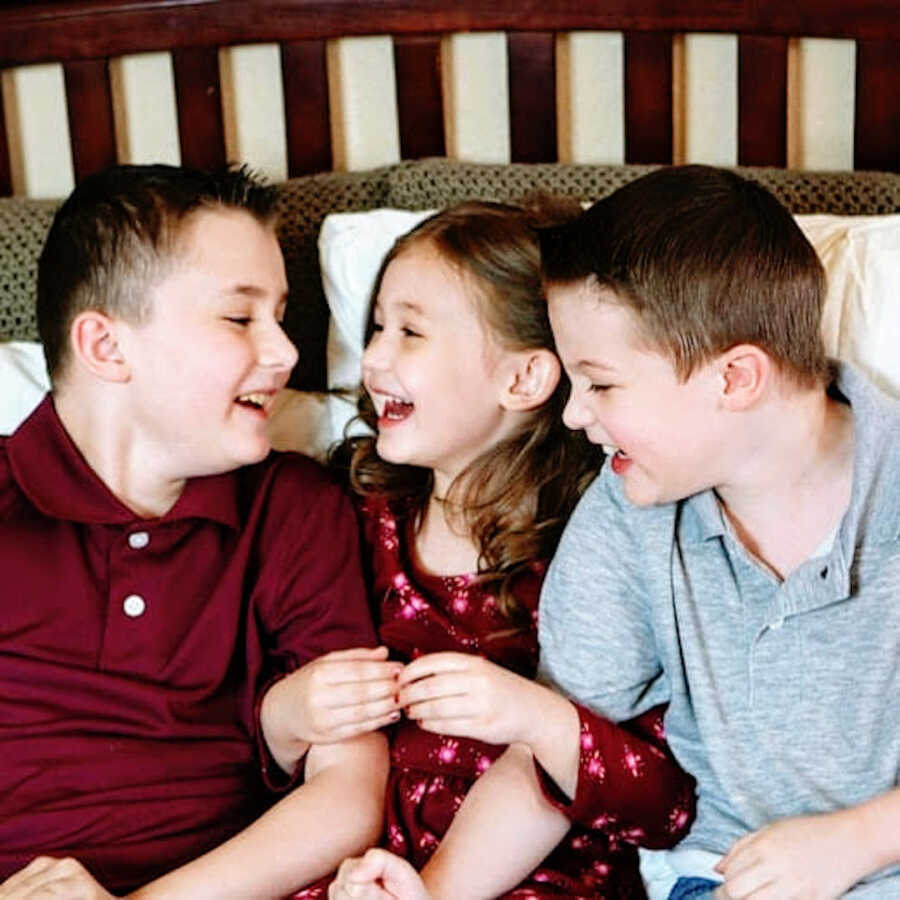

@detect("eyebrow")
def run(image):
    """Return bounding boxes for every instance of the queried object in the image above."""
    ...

[375,299,427,317]
[574,358,617,374]
[226,284,289,303]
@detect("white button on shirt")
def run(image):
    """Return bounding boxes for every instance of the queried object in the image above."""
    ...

[123,594,146,617]
[128,531,150,549]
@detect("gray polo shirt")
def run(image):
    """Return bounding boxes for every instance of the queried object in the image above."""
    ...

[538,364,900,893]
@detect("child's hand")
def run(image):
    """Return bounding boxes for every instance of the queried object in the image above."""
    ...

[714,809,864,899]
[328,848,429,900]
[262,646,402,761]
[0,856,116,899]
[397,651,541,747]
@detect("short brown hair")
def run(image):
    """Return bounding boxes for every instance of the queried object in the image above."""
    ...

[37,163,279,381]
[540,165,829,385]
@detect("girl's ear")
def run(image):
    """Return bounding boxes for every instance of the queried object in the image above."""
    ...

[716,344,769,410]
[501,348,561,412]
[69,310,130,383]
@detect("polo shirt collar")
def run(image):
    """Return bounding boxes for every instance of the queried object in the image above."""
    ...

[9,394,240,529]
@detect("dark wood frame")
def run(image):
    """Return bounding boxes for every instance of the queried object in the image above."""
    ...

[0,0,897,193]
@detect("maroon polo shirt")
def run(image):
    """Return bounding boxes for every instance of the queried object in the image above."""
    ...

[0,395,375,892]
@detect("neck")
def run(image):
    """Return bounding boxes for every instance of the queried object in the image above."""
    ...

[716,385,854,577]
[55,384,185,518]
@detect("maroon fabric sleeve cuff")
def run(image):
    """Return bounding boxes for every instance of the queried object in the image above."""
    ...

[532,702,606,826]
[533,701,696,846]
[255,670,306,794]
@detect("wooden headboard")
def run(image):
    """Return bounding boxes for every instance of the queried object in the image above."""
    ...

[0,0,897,199]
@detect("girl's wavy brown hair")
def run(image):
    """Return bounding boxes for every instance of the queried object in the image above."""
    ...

[335,198,603,624]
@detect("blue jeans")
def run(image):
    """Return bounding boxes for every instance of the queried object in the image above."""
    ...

[668,876,720,900]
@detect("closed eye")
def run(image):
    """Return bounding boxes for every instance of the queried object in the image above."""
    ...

[225,316,251,326]
[588,383,612,393]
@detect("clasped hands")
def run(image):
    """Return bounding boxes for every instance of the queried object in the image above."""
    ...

[261,646,541,762]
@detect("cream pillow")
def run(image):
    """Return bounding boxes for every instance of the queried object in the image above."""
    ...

[0,341,50,435]
[796,214,900,398]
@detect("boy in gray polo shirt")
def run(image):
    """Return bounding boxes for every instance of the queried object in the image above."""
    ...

[533,165,900,898]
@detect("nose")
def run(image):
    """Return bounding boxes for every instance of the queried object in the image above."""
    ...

[260,320,299,373]
[361,329,390,376]
[562,387,591,431]
[562,386,608,444]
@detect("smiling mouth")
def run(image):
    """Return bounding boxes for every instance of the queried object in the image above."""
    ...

[236,391,272,413]
[377,394,414,423]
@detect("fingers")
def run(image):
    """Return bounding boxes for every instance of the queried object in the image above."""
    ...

[320,646,391,662]
[328,850,395,900]
[0,857,106,900]
[398,652,473,687]
[398,672,470,710]
[328,849,429,900]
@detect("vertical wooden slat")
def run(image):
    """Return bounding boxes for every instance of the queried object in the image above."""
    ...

[0,85,12,196]
[393,35,444,160]
[625,31,673,164]
[507,31,556,163]
[172,46,226,171]
[282,39,331,176]
[739,35,787,167]
[855,39,899,172]
[64,58,116,181]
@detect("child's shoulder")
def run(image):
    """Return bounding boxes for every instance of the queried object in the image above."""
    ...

[0,437,17,518]
[561,462,680,558]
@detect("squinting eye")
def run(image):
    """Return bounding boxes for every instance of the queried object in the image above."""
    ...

[226,316,251,326]
[588,383,611,393]
[402,327,422,338]
[370,322,384,333]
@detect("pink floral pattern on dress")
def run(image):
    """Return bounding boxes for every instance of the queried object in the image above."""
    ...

[341,495,695,899]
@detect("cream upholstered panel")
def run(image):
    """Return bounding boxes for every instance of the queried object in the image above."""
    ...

[219,44,289,182]
[0,31,866,197]
[441,32,511,164]
[673,33,738,166]
[556,32,625,165]
[109,52,181,167]
[0,64,74,198]
[787,38,856,171]
[326,36,400,172]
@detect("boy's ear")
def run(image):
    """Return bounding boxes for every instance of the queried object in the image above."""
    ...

[69,310,130,383]
[501,348,561,412]
[716,344,770,410]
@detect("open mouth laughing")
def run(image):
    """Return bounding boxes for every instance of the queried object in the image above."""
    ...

[373,392,414,425]
[235,391,276,414]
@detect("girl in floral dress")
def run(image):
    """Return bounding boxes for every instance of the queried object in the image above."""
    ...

[320,201,694,899]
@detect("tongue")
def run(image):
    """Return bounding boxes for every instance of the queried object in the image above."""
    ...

[384,399,413,419]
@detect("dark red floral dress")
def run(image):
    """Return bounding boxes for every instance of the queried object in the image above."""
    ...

[293,495,694,899]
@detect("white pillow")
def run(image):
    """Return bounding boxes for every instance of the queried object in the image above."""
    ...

[796,214,900,398]
[0,341,50,435]
[318,208,900,415]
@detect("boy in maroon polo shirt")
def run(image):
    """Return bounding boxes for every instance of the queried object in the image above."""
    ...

[0,166,400,898]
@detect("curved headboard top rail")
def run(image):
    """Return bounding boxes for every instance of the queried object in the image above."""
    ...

[2,0,900,64]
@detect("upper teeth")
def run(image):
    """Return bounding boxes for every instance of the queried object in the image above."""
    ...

[239,392,268,407]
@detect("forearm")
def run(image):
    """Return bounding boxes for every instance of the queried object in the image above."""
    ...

[129,732,389,900]
[847,786,900,881]
[515,680,582,796]
[420,744,569,900]
[259,674,312,775]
